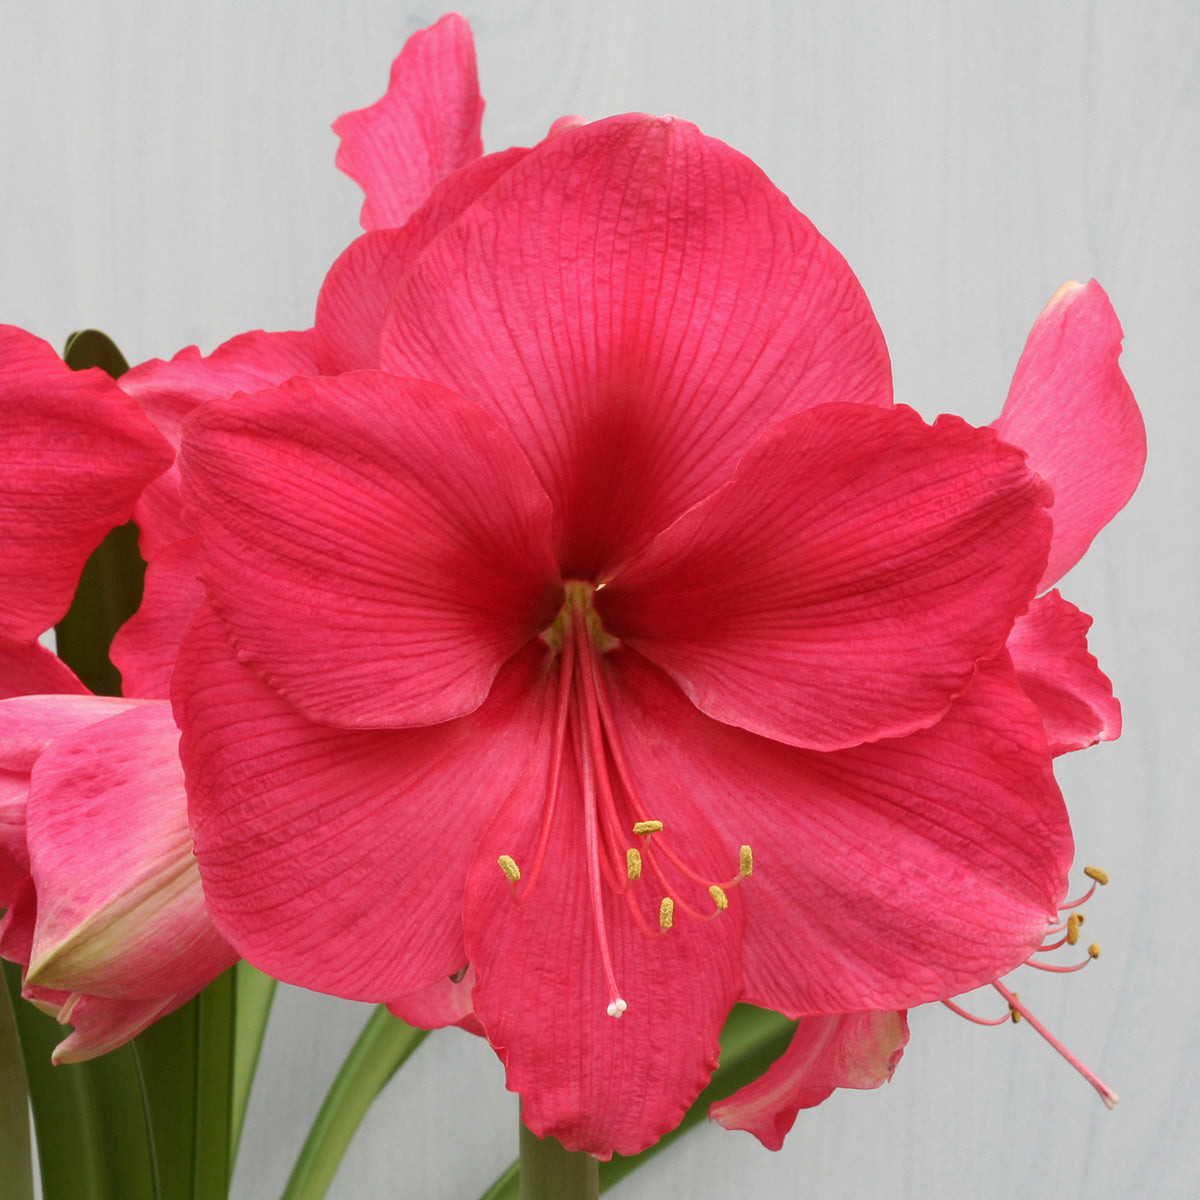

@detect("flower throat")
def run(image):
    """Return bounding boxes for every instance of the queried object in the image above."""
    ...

[497,581,752,1018]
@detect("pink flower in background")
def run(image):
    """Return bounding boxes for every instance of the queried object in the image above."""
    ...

[173,106,1071,1155]
[0,695,237,1062]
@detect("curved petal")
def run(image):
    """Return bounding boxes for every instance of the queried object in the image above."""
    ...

[121,329,320,558]
[1007,590,1120,755]
[380,114,892,576]
[110,538,205,700]
[464,657,745,1158]
[333,12,484,232]
[607,650,1069,1016]
[46,990,194,1065]
[0,326,173,641]
[174,603,548,1002]
[600,404,1052,749]
[23,702,236,998]
[0,693,142,772]
[180,371,562,729]
[710,1009,909,1148]
[994,281,1145,589]
[315,148,530,373]
[0,640,89,700]
[386,967,484,1036]
[0,769,30,904]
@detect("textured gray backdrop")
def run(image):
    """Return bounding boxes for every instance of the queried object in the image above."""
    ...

[2,2,1196,1197]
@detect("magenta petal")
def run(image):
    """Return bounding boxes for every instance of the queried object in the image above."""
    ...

[0,770,30,905]
[464,665,744,1158]
[710,1010,909,1148]
[110,538,204,701]
[386,968,483,1036]
[380,114,891,574]
[120,329,320,558]
[23,702,236,997]
[333,13,484,232]
[994,281,1145,589]
[174,603,548,1001]
[606,650,1068,1015]
[1008,590,1120,755]
[180,372,561,728]
[0,641,89,700]
[0,326,173,642]
[0,693,143,771]
[315,148,530,373]
[600,404,1052,749]
[46,990,195,1064]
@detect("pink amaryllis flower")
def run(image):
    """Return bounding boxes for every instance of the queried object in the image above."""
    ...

[0,694,237,1061]
[173,111,1070,1156]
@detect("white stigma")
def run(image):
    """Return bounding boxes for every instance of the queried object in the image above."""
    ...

[606,998,628,1019]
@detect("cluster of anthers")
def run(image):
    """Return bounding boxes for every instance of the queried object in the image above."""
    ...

[497,581,753,1019]
[942,865,1118,1108]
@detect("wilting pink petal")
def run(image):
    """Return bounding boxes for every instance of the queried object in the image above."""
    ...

[994,281,1145,589]
[710,1010,909,1149]
[601,403,1051,749]
[386,967,483,1036]
[22,701,236,997]
[179,372,562,728]
[463,690,744,1158]
[0,326,173,643]
[315,147,530,373]
[603,650,1069,1016]
[174,603,548,1000]
[0,642,88,700]
[1008,590,1120,755]
[110,538,205,700]
[333,12,484,232]
[380,114,892,575]
[120,329,319,558]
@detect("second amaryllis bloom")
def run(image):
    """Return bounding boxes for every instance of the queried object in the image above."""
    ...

[171,113,1071,1157]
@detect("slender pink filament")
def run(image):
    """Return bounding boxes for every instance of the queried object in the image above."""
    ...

[941,997,1011,1026]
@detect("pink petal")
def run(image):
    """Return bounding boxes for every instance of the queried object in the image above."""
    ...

[333,13,484,232]
[0,693,142,771]
[0,326,173,642]
[463,691,744,1158]
[607,649,1069,1015]
[380,114,891,576]
[1008,590,1120,755]
[315,148,530,373]
[599,404,1052,750]
[174,603,548,1001]
[994,281,1145,588]
[711,1010,908,1148]
[386,967,484,1036]
[0,769,30,904]
[110,538,205,700]
[0,640,89,700]
[47,989,196,1064]
[179,371,561,729]
[120,329,319,558]
[23,701,236,997]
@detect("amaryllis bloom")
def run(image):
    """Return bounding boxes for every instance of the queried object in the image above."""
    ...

[0,325,172,697]
[0,694,237,1061]
[173,109,1073,1156]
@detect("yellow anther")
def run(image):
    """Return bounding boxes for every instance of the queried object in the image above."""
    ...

[626,848,642,880]
[1067,912,1085,945]
[1084,866,1109,886]
[1088,943,1102,959]
[659,897,675,930]
[497,854,521,883]
[709,885,729,911]
[739,845,754,877]
[1009,991,1022,1023]
[633,820,664,835]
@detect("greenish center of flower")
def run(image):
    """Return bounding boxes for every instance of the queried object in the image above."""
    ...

[499,580,752,1019]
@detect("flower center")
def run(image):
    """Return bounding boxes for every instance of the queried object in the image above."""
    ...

[497,581,751,1018]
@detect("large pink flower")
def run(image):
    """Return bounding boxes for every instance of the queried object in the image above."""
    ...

[173,111,1069,1156]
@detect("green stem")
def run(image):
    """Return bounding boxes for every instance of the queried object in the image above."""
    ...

[280,1006,428,1200]
[0,967,34,1200]
[230,962,277,1164]
[518,1122,599,1200]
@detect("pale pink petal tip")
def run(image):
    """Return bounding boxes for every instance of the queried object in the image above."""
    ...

[333,13,484,231]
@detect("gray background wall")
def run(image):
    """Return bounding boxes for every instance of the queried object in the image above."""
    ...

[2,2,1196,1197]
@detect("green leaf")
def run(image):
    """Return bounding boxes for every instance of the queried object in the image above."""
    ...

[280,1006,428,1200]
[231,962,277,1164]
[3,959,158,1200]
[0,964,34,1200]
[53,328,145,697]
[476,1004,797,1200]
